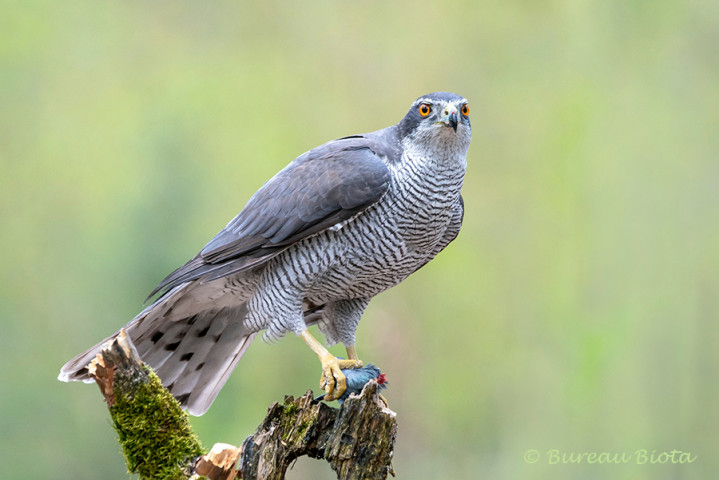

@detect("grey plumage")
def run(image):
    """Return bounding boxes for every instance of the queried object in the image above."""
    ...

[59,91,471,416]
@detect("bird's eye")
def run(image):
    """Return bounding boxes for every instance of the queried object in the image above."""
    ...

[461,104,469,116]
[418,104,431,117]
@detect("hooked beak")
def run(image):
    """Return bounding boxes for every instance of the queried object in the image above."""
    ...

[442,106,459,132]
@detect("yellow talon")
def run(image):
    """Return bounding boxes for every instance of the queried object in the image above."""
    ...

[338,343,363,369]
[300,330,364,401]
[337,358,362,369]
[319,354,345,400]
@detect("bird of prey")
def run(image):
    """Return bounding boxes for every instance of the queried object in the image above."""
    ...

[59,91,472,416]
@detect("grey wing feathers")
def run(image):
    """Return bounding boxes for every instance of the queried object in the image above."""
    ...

[149,135,392,299]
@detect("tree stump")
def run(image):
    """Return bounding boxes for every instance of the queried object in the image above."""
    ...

[240,383,396,480]
[87,330,397,480]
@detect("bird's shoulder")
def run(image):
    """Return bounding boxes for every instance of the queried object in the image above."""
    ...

[322,125,403,166]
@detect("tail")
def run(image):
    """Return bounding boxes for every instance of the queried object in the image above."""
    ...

[58,284,257,416]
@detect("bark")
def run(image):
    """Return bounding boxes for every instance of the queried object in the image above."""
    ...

[88,330,397,480]
[88,330,203,480]
[240,383,396,480]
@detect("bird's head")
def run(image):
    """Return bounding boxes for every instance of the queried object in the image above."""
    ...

[398,91,471,155]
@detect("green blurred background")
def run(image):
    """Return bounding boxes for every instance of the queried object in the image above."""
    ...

[2,0,718,478]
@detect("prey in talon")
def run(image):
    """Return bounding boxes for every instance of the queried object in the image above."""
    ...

[315,365,388,405]
[59,92,471,415]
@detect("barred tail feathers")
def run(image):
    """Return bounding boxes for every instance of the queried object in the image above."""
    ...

[58,284,256,416]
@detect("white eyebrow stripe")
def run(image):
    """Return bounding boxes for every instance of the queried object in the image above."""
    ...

[411,97,433,106]
[410,97,468,108]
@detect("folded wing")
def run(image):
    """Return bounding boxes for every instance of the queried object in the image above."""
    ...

[148,136,392,299]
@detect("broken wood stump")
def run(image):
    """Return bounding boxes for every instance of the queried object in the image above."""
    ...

[88,330,204,480]
[88,330,397,480]
[241,382,396,480]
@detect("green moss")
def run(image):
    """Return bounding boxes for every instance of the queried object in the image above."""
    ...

[295,419,311,439]
[283,401,299,416]
[279,398,316,443]
[110,369,203,480]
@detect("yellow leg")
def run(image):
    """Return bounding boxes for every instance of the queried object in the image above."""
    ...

[300,330,361,401]
[345,344,363,365]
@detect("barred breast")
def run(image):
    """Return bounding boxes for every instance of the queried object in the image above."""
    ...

[295,150,464,304]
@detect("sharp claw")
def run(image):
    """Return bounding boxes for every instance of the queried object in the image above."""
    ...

[325,368,335,396]
[317,354,349,401]
[334,370,346,397]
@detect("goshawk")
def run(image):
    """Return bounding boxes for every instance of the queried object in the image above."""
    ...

[59,91,472,415]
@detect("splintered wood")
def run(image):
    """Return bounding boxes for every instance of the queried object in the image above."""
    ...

[88,329,146,406]
[194,443,242,480]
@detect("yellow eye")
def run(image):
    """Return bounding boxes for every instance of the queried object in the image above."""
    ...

[461,104,469,116]
[418,103,431,117]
